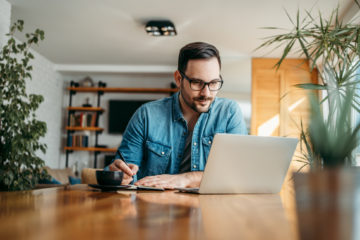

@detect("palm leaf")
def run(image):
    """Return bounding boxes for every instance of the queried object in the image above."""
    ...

[295,83,327,90]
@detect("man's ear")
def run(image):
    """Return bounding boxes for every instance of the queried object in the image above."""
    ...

[174,70,182,88]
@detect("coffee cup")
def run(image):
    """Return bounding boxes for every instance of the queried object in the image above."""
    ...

[96,170,123,186]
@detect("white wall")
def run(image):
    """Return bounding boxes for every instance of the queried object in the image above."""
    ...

[1,0,63,168]
[26,51,63,168]
[0,0,11,47]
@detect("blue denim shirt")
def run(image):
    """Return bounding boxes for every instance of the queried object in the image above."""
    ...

[111,91,247,181]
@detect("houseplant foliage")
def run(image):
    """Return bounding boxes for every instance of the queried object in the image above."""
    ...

[257,1,360,169]
[301,89,360,170]
[0,20,50,190]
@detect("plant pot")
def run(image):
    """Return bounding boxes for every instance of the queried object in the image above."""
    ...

[293,168,360,240]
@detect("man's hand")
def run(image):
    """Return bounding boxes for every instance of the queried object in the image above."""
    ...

[135,172,203,189]
[109,159,139,185]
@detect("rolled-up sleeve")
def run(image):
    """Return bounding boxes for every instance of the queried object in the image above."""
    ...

[117,106,146,167]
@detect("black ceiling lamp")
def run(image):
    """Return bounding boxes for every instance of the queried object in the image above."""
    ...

[145,20,177,36]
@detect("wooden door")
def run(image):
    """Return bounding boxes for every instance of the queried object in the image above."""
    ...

[251,58,317,137]
[251,58,318,185]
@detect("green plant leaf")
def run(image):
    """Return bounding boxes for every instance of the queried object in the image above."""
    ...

[0,19,49,191]
[295,83,327,90]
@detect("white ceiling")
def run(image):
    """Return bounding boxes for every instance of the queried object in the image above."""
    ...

[8,0,356,66]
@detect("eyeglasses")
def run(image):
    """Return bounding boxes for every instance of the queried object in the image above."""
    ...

[179,72,223,91]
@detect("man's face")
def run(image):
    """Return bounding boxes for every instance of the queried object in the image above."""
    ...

[175,57,221,113]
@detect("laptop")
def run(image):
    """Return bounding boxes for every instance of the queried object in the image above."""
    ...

[176,134,298,194]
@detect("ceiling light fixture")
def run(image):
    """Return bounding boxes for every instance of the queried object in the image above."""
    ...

[145,20,177,36]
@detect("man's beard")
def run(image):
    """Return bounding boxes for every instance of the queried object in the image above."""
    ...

[180,91,213,113]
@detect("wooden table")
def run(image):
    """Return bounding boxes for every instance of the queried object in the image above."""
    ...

[0,184,298,240]
[2,169,359,240]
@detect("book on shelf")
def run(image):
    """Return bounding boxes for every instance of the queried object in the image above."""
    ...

[67,134,73,147]
[67,134,89,147]
[69,113,76,127]
[69,112,97,127]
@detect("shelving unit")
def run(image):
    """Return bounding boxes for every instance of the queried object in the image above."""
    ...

[65,81,177,168]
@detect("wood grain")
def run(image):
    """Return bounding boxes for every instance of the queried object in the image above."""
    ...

[251,58,317,137]
[0,184,297,240]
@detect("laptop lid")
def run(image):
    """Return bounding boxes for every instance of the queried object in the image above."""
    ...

[198,134,298,194]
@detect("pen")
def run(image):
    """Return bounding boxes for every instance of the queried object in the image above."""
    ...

[116,150,130,167]
[116,150,136,177]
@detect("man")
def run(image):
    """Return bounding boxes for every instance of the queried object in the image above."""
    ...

[108,42,247,188]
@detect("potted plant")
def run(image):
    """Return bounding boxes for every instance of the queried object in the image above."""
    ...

[257,2,360,169]
[0,20,50,191]
[258,4,360,239]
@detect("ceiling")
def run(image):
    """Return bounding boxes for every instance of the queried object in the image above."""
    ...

[8,0,356,66]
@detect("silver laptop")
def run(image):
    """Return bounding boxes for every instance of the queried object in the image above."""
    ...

[177,134,298,194]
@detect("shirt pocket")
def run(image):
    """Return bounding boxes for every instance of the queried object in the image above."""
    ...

[145,140,172,175]
[202,135,214,162]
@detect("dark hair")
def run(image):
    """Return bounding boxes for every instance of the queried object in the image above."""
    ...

[178,42,221,73]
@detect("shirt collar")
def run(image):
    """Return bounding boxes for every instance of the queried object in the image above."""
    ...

[172,91,184,122]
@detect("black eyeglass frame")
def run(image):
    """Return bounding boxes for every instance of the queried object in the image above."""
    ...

[179,71,224,91]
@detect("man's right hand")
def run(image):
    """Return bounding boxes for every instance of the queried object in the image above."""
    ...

[108,159,139,185]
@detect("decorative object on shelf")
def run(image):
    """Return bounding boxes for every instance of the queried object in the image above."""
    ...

[258,2,360,169]
[82,97,92,107]
[79,76,94,87]
[95,144,108,148]
[0,20,50,191]
[70,81,79,88]
[98,81,106,88]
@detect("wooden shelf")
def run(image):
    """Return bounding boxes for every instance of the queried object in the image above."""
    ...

[67,107,104,112]
[66,126,104,131]
[67,87,178,94]
[64,147,117,152]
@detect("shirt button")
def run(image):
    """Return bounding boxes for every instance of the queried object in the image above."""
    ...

[193,142,197,146]
[161,152,165,155]
[193,165,197,168]
[208,141,212,144]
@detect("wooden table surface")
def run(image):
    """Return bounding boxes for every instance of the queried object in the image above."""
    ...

[0,184,298,240]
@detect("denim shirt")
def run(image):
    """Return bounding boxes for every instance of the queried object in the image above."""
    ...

[111,91,247,181]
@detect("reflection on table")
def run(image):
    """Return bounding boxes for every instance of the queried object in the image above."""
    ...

[0,184,296,240]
